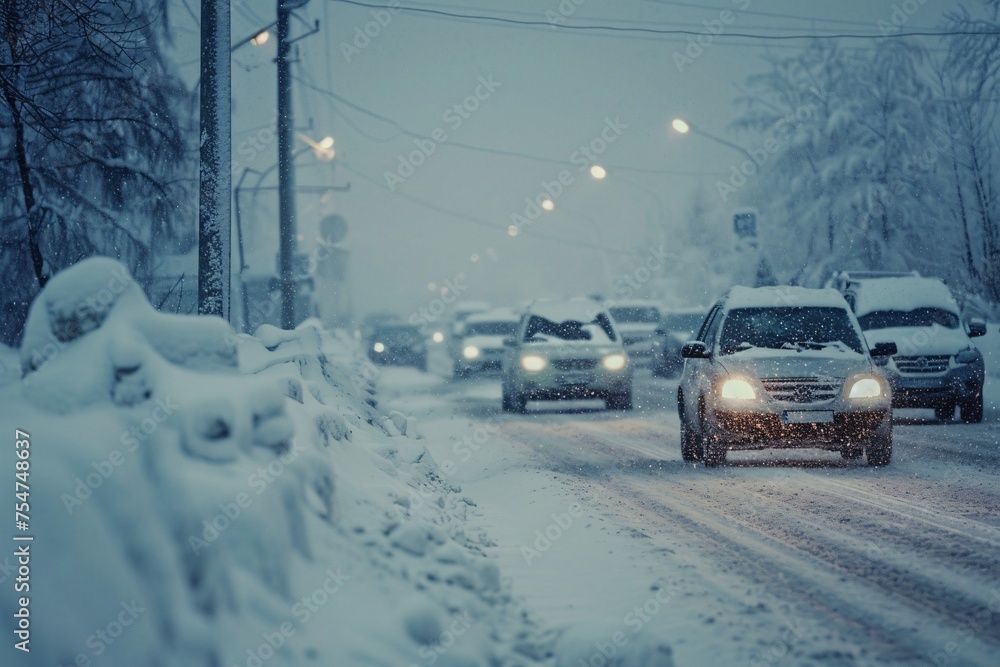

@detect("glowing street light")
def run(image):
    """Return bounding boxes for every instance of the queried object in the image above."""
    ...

[670,117,755,162]
[589,165,607,180]
[250,30,270,46]
[541,199,555,211]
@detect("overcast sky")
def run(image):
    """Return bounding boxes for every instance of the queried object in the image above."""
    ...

[171,0,961,321]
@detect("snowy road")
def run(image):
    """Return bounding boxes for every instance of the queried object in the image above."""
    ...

[379,363,1000,667]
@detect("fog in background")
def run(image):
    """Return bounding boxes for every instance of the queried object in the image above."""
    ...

[170,0,957,321]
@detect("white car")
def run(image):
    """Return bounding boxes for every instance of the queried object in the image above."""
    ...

[454,308,520,377]
[502,300,633,412]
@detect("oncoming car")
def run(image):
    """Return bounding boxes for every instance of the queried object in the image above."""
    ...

[367,323,428,370]
[839,275,986,423]
[678,286,896,467]
[454,308,520,377]
[501,300,633,412]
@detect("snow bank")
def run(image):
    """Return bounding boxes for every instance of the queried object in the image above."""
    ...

[0,259,552,666]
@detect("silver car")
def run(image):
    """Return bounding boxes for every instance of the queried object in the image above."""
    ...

[501,300,633,412]
[678,286,896,467]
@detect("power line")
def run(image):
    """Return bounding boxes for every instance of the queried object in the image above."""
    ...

[339,162,638,256]
[326,0,998,40]
[294,75,725,177]
[411,0,937,34]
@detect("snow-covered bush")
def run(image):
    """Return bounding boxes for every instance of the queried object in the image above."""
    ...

[0,258,550,666]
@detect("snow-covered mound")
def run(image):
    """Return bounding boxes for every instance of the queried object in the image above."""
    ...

[0,258,551,666]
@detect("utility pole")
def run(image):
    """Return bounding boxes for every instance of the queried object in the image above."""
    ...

[198,0,231,319]
[277,0,297,329]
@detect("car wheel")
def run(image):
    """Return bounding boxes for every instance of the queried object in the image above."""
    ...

[703,434,727,467]
[840,446,864,460]
[935,403,956,422]
[606,389,633,411]
[960,392,984,424]
[502,386,527,413]
[865,428,893,467]
[680,417,703,462]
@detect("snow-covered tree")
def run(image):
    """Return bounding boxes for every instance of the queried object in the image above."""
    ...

[939,1,1000,305]
[0,0,195,344]
[731,40,961,287]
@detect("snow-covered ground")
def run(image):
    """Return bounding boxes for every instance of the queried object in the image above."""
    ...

[380,345,1000,667]
[0,259,554,667]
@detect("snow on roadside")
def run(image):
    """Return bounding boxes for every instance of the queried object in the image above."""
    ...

[0,258,552,666]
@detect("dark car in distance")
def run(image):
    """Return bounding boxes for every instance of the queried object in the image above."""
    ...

[367,323,428,370]
[651,308,708,378]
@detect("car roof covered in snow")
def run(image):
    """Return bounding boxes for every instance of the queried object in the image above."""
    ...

[724,286,851,311]
[526,299,606,322]
[849,277,960,317]
[465,307,520,324]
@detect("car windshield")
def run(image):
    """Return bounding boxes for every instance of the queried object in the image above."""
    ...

[374,326,422,343]
[524,314,617,343]
[660,313,705,333]
[856,308,960,330]
[463,321,517,337]
[610,307,660,324]
[718,307,864,356]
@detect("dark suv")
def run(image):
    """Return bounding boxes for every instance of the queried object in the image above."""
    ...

[678,286,896,467]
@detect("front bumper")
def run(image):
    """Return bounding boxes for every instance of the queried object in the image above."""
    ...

[887,364,984,408]
[709,407,890,450]
[510,367,632,400]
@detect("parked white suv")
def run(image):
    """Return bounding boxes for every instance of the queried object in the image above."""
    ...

[839,276,986,423]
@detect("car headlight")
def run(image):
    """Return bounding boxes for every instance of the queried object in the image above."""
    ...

[602,353,627,371]
[373,342,385,353]
[432,331,445,343]
[521,355,547,372]
[463,345,480,359]
[848,377,882,399]
[720,378,756,400]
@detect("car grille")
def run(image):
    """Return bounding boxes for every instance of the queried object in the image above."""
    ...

[761,378,841,404]
[894,355,949,374]
[552,358,598,371]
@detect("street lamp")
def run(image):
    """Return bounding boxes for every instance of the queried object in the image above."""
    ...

[671,117,755,163]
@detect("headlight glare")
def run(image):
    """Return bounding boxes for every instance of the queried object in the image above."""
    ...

[373,342,385,353]
[720,378,756,400]
[463,345,480,359]
[848,377,881,399]
[602,354,627,371]
[521,355,547,372]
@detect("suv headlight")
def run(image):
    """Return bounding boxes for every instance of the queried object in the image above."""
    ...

[848,377,882,399]
[602,353,627,371]
[720,378,756,400]
[521,355,547,372]
[463,345,480,359]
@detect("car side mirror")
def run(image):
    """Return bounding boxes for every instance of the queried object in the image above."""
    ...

[967,318,987,338]
[681,341,711,359]
[870,342,897,357]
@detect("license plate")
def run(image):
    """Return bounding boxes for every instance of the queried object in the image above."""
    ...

[901,377,944,389]
[558,373,593,386]
[783,410,834,425]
